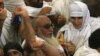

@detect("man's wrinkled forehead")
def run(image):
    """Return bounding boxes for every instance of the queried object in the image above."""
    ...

[37,16,51,25]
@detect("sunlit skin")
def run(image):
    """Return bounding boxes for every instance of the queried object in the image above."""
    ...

[0,48,4,56]
[37,16,53,38]
[70,17,83,29]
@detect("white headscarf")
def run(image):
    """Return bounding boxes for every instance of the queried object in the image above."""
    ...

[57,1,91,49]
[69,1,90,30]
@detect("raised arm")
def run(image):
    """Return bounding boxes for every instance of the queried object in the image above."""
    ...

[0,8,7,35]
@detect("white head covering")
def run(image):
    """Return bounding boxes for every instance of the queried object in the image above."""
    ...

[70,1,90,29]
[57,1,91,50]
[70,2,83,17]
[4,0,26,13]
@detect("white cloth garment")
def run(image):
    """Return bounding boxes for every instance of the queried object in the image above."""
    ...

[23,1,52,17]
[23,6,42,17]
[4,0,39,16]
[89,17,100,32]
[4,0,52,17]
[73,17,100,56]
[4,0,26,12]
[49,0,70,22]
[0,9,21,47]
[74,45,100,56]
[57,1,91,50]
[57,1,100,51]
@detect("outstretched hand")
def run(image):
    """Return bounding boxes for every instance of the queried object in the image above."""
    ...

[0,8,6,20]
[14,6,29,17]
[39,7,52,15]
[29,37,45,51]
[62,42,75,55]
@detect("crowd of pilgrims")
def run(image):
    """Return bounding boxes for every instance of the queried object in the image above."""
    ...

[0,0,100,56]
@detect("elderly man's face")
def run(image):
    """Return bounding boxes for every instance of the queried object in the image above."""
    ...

[37,16,53,37]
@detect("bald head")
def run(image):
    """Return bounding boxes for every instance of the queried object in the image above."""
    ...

[36,15,51,27]
[32,15,53,37]
[31,15,51,31]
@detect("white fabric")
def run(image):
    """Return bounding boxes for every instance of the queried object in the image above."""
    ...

[23,6,42,17]
[57,1,100,51]
[4,0,39,16]
[70,3,83,17]
[24,1,52,17]
[89,17,100,32]
[76,2,90,28]
[74,45,100,56]
[57,1,91,50]
[22,35,45,48]
[4,0,51,17]
[0,9,21,47]
[4,0,26,12]
[69,1,90,29]
[50,0,70,22]
[86,53,100,56]
[70,12,83,17]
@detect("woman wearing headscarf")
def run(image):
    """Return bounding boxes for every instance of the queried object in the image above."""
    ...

[57,1,100,56]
